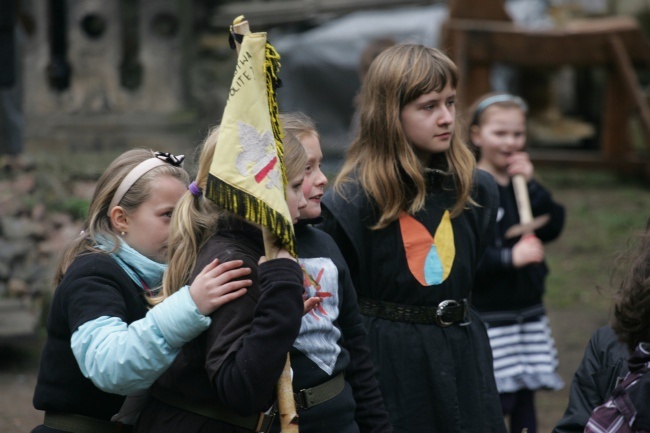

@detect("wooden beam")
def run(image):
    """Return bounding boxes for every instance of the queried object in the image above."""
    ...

[444,17,650,66]
[211,0,434,29]
[608,34,650,149]
[601,65,632,160]
[448,0,511,21]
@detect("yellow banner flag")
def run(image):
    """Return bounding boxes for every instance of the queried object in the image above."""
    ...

[206,30,296,256]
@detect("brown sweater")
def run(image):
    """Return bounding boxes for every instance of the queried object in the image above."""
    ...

[135,219,304,433]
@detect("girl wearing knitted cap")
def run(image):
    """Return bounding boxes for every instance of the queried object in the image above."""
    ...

[32,149,251,433]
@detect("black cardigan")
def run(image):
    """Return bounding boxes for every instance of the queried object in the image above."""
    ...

[137,219,304,433]
[473,178,565,312]
[33,253,149,423]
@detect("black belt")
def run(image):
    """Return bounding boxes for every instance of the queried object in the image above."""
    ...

[477,304,545,325]
[152,372,345,431]
[294,372,345,409]
[152,388,275,433]
[44,412,133,433]
[358,297,471,326]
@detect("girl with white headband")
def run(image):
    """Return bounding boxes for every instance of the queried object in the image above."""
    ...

[469,93,566,433]
[32,148,253,433]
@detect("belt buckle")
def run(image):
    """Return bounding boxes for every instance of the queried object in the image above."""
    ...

[255,411,276,433]
[294,389,308,409]
[436,299,460,327]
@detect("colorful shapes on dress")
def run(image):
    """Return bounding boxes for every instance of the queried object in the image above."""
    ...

[399,211,455,286]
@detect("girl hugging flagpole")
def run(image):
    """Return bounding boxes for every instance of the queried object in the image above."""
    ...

[205,15,300,432]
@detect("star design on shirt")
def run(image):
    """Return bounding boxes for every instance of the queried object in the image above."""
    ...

[302,266,333,320]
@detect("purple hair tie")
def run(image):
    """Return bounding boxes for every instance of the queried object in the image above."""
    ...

[188,181,202,197]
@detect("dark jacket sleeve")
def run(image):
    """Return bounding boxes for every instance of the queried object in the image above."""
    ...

[478,245,513,272]
[207,258,304,415]
[336,259,392,433]
[473,170,499,261]
[341,332,392,433]
[529,179,565,243]
[320,204,360,283]
[552,326,629,433]
[478,177,561,274]
[319,195,392,432]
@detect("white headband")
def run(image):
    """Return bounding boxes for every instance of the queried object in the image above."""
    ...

[106,152,184,216]
[471,94,528,126]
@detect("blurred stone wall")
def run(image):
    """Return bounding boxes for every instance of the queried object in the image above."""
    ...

[22,0,197,156]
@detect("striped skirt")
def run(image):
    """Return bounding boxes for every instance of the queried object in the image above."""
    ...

[479,304,564,393]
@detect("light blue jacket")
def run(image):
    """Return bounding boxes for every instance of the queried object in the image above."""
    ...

[71,286,210,395]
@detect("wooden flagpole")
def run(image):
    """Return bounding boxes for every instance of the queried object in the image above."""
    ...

[231,16,300,432]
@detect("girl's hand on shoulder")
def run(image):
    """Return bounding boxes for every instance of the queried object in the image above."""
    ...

[189,259,252,315]
[507,152,534,181]
[512,234,544,268]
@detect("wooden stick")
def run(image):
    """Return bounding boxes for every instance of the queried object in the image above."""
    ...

[277,353,299,429]
[608,34,650,149]
[504,174,550,239]
[262,230,299,431]
[234,17,299,432]
[512,174,533,227]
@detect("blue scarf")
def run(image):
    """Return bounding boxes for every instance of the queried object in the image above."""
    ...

[96,236,166,291]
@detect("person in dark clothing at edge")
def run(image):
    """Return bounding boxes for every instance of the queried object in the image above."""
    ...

[555,220,650,433]
[584,221,650,432]
[552,326,629,433]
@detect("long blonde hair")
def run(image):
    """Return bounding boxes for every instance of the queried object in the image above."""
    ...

[283,131,308,182]
[335,43,476,229]
[153,125,307,304]
[280,111,319,143]
[54,149,189,285]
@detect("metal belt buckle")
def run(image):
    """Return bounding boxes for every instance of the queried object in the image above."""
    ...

[255,410,276,433]
[436,299,460,327]
[294,389,308,410]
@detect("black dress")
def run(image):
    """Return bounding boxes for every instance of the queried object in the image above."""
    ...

[319,170,507,433]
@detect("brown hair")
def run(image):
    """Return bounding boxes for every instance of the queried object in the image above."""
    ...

[280,111,319,142]
[612,222,650,352]
[335,43,476,229]
[53,149,189,285]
